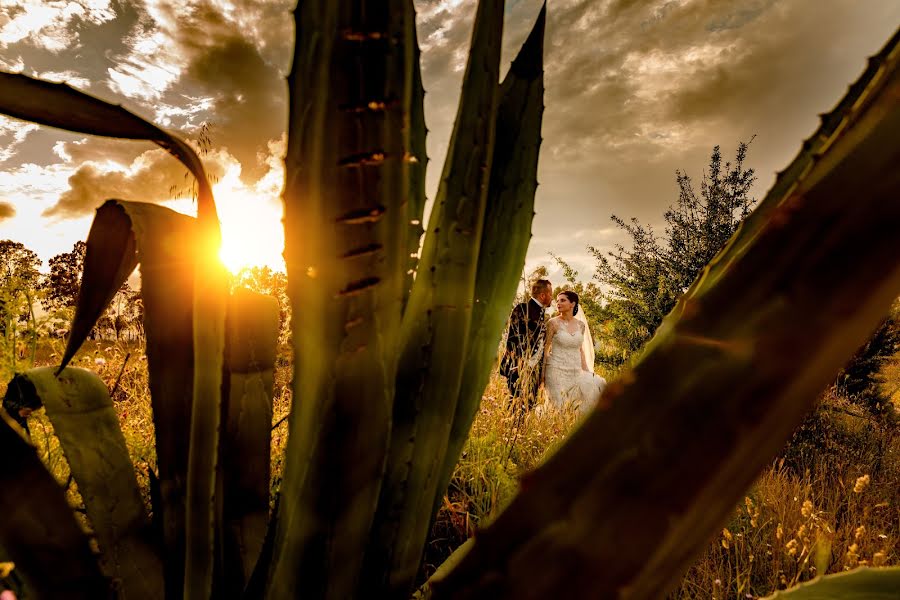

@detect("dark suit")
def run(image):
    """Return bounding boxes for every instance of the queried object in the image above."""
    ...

[500,298,547,410]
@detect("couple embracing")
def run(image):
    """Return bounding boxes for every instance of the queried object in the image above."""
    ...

[500,279,606,414]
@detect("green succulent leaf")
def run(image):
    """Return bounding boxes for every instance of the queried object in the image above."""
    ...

[435,1,546,518]
[0,72,227,598]
[0,414,112,599]
[220,289,279,594]
[366,0,505,595]
[64,200,224,599]
[433,25,900,600]
[762,567,900,599]
[402,23,428,311]
[268,1,415,597]
[4,367,163,599]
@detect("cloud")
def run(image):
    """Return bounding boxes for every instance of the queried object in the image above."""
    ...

[0,201,16,220]
[0,0,116,52]
[103,0,289,181]
[0,116,38,164]
[43,146,231,219]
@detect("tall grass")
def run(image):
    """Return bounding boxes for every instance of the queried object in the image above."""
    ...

[424,375,900,597]
[5,339,899,598]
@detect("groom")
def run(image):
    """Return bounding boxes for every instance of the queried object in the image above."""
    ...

[500,279,553,411]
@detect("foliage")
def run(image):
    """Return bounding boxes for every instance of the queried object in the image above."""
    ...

[41,241,86,311]
[0,240,41,339]
[836,301,900,415]
[591,141,756,362]
[780,389,898,484]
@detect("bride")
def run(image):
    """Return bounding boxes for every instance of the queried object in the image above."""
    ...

[542,290,606,414]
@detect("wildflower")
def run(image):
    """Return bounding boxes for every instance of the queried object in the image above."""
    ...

[721,528,733,549]
[800,499,813,518]
[797,525,807,540]
[714,579,722,586]
[854,525,866,540]
[95,357,106,366]
[846,543,859,565]
[785,539,798,557]
[776,524,784,540]
[853,474,870,493]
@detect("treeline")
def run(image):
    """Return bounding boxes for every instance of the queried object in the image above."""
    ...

[0,240,142,346]
[0,241,293,351]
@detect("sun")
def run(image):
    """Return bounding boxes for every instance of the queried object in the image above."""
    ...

[212,180,285,275]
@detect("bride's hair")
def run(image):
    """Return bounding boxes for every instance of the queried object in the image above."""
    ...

[560,290,579,315]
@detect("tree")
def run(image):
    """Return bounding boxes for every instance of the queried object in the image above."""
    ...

[0,240,41,339]
[42,241,86,311]
[592,141,757,361]
[665,140,757,292]
[837,300,900,415]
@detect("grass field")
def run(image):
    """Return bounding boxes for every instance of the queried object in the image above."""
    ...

[4,337,899,598]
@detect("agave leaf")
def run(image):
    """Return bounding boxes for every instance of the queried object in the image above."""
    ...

[0,76,226,597]
[4,367,163,599]
[183,247,228,600]
[401,21,428,311]
[220,289,279,595]
[433,26,900,600]
[435,2,546,517]
[268,1,414,597]
[65,200,197,598]
[0,416,112,599]
[762,567,900,599]
[365,0,505,595]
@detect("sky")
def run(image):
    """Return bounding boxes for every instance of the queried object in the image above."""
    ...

[0,0,897,281]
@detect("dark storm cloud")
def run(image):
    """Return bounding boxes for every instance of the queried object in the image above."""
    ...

[114,0,290,180]
[0,201,16,220]
[413,0,899,277]
[43,147,229,219]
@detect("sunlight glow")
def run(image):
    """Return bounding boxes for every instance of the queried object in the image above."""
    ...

[212,166,285,274]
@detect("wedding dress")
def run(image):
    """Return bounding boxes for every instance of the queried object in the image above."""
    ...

[543,312,606,414]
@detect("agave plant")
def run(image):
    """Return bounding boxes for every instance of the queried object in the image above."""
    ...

[1,2,899,600]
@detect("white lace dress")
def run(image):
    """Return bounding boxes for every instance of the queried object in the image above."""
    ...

[544,319,604,414]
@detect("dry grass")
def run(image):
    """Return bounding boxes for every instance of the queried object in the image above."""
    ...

[425,374,900,597]
[3,338,899,599]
